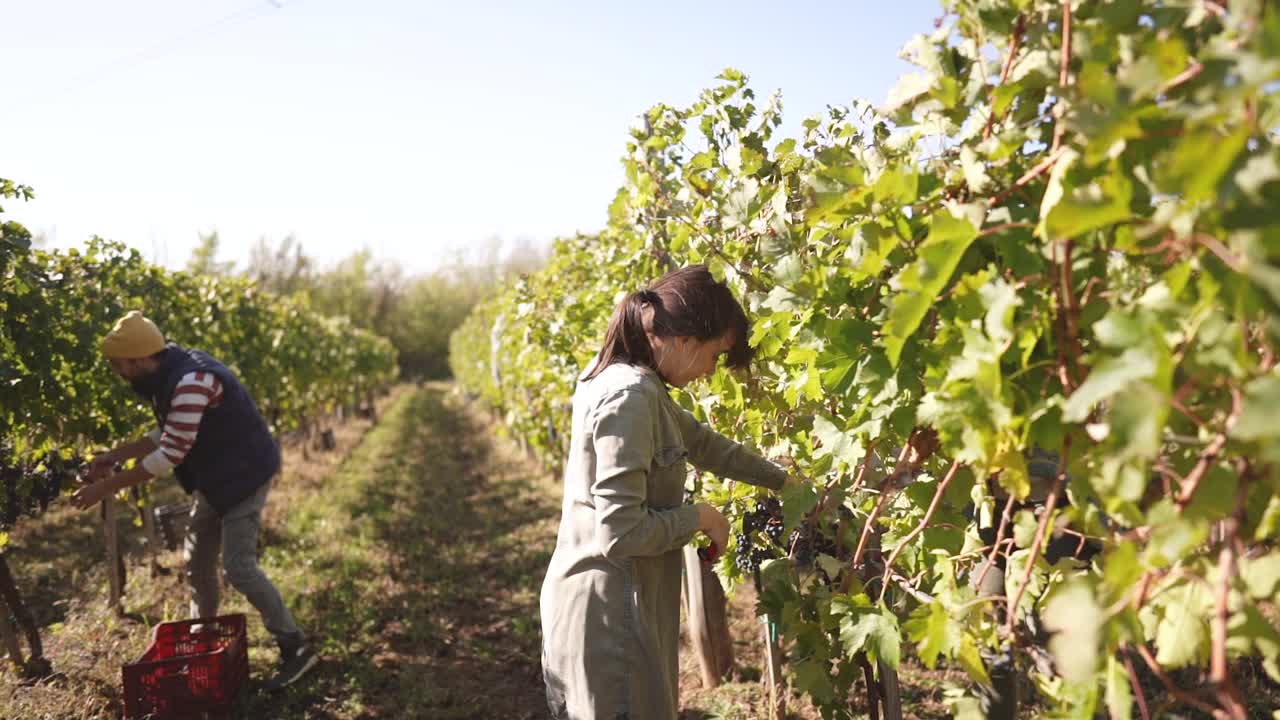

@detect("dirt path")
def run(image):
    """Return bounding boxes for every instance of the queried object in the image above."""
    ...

[245,383,564,719]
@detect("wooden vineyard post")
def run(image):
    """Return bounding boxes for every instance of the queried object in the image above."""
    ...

[762,615,786,719]
[319,428,337,451]
[860,654,881,720]
[862,527,903,720]
[751,566,786,719]
[132,485,164,576]
[681,545,734,688]
[878,661,903,720]
[0,554,44,668]
[856,653,902,720]
[0,594,23,671]
[102,495,123,614]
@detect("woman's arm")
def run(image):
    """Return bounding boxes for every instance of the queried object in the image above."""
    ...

[590,388,705,561]
[675,407,788,490]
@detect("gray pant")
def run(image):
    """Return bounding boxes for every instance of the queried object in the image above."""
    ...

[185,482,304,648]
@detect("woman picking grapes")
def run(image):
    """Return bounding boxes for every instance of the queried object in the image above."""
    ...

[540,265,797,719]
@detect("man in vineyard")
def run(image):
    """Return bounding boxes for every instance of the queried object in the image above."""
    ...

[70,310,318,691]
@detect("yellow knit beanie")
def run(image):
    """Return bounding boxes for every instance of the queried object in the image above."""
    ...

[101,311,166,359]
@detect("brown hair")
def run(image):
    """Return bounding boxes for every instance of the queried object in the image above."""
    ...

[584,265,754,382]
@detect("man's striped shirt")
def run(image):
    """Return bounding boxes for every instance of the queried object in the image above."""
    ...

[141,371,224,476]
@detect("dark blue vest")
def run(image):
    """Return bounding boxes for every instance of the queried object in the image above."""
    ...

[145,345,281,514]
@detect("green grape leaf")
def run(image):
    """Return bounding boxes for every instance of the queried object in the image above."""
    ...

[835,598,902,669]
[1105,654,1133,720]
[1043,578,1103,684]
[1233,375,1280,441]
[1155,583,1211,668]
[1240,553,1280,601]
[1062,347,1159,422]
[905,600,957,669]
[811,414,864,467]
[1156,126,1250,203]
[956,634,991,687]
[883,211,978,366]
[1041,155,1134,240]
[874,163,919,205]
[780,478,819,530]
[791,657,837,703]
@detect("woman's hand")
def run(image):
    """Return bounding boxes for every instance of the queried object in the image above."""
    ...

[693,503,729,555]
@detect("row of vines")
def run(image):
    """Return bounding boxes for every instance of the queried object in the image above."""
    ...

[451,0,1279,717]
[0,176,398,674]
[2,176,399,531]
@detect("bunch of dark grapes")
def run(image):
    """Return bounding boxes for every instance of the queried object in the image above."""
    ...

[733,530,774,574]
[734,496,785,574]
[32,453,77,512]
[734,495,851,586]
[1,464,21,528]
[0,444,80,530]
[788,524,840,569]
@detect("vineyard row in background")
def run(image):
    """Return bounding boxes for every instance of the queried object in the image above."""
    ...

[0,179,402,677]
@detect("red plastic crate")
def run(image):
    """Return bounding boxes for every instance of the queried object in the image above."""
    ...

[122,614,249,719]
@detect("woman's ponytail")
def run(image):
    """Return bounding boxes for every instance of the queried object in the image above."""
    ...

[584,290,656,381]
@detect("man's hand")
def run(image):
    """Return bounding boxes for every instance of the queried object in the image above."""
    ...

[82,454,116,483]
[71,479,114,510]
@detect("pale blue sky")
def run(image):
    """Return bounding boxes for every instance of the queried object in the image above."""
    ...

[5,0,942,273]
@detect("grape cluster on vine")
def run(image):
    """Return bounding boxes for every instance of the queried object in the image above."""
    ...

[787,523,840,570]
[734,496,783,574]
[0,441,81,529]
[734,494,847,584]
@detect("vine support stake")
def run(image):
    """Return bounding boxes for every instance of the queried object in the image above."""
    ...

[877,661,903,720]
[859,654,881,720]
[762,616,786,720]
[0,588,24,672]
[0,553,42,664]
[102,496,123,615]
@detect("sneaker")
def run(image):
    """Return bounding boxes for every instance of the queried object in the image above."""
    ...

[263,644,318,692]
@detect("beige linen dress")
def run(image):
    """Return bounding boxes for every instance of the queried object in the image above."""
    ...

[540,362,785,720]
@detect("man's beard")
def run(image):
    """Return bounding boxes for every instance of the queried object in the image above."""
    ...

[129,366,167,399]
